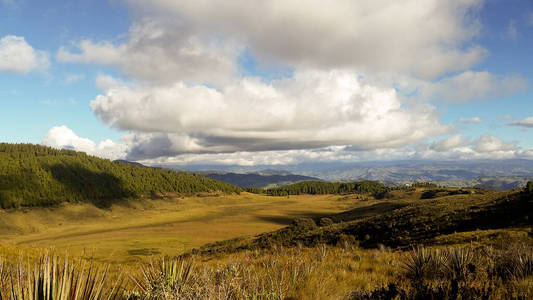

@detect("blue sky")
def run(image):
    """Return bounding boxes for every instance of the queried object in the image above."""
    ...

[1,0,532,165]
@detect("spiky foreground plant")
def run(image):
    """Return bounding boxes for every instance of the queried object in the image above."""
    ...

[130,258,195,299]
[402,246,435,282]
[444,247,475,282]
[1,253,124,300]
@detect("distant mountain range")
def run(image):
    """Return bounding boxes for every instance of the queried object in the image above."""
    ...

[155,159,533,189]
[200,171,319,188]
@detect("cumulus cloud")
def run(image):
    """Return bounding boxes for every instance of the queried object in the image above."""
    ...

[459,117,482,123]
[473,135,516,153]
[124,0,486,79]
[137,136,529,166]
[55,0,528,163]
[57,19,239,86]
[58,0,489,80]
[40,126,529,165]
[91,70,447,160]
[42,126,126,160]
[430,134,469,152]
[424,71,527,102]
[0,35,49,73]
[508,116,533,128]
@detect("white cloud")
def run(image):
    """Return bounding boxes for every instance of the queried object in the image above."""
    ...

[508,116,533,128]
[91,70,447,160]
[430,134,469,152]
[0,35,49,73]
[425,71,527,102]
[54,0,529,163]
[40,126,529,165]
[137,135,528,166]
[459,117,482,124]
[58,0,487,82]
[57,19,239,86]
[95,74,128,91]
[473,135,516,153]
[124,0,485,79]
[42,125,126,160]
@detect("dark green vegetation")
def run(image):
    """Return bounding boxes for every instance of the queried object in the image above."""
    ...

[203,171,319,188]
[253,180,388,197]
[194,186,532,256]
[419,189,470,199]
[0,143,241,208]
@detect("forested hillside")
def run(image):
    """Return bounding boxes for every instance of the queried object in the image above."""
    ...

[0,143,241,208]
[262,180,387,197]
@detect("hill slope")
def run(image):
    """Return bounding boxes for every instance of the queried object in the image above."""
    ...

[194,188,532,255]
[0,143,242,208]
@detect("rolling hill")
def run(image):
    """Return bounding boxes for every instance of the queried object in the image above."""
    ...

[0,143,242,208]
[194,186,532,255]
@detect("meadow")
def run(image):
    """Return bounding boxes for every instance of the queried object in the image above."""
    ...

[0,192,364,264]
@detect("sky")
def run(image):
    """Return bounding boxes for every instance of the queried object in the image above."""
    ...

[1,0,533,166]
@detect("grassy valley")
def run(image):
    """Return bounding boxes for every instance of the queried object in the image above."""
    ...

[0,192,354,263]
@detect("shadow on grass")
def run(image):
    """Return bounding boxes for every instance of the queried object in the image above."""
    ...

[255,212,336,226]
[330,201,408,222]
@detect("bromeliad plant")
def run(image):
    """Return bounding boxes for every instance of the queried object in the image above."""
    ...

[130,258,195,299]
[0,253,124,300]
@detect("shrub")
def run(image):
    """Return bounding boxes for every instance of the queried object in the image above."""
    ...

[318,217,334,227]
[291,218,317,231]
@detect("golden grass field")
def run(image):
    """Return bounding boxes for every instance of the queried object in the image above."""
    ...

[0,192,374,264]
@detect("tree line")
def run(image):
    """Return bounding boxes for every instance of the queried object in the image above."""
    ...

[247,180,388,197]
